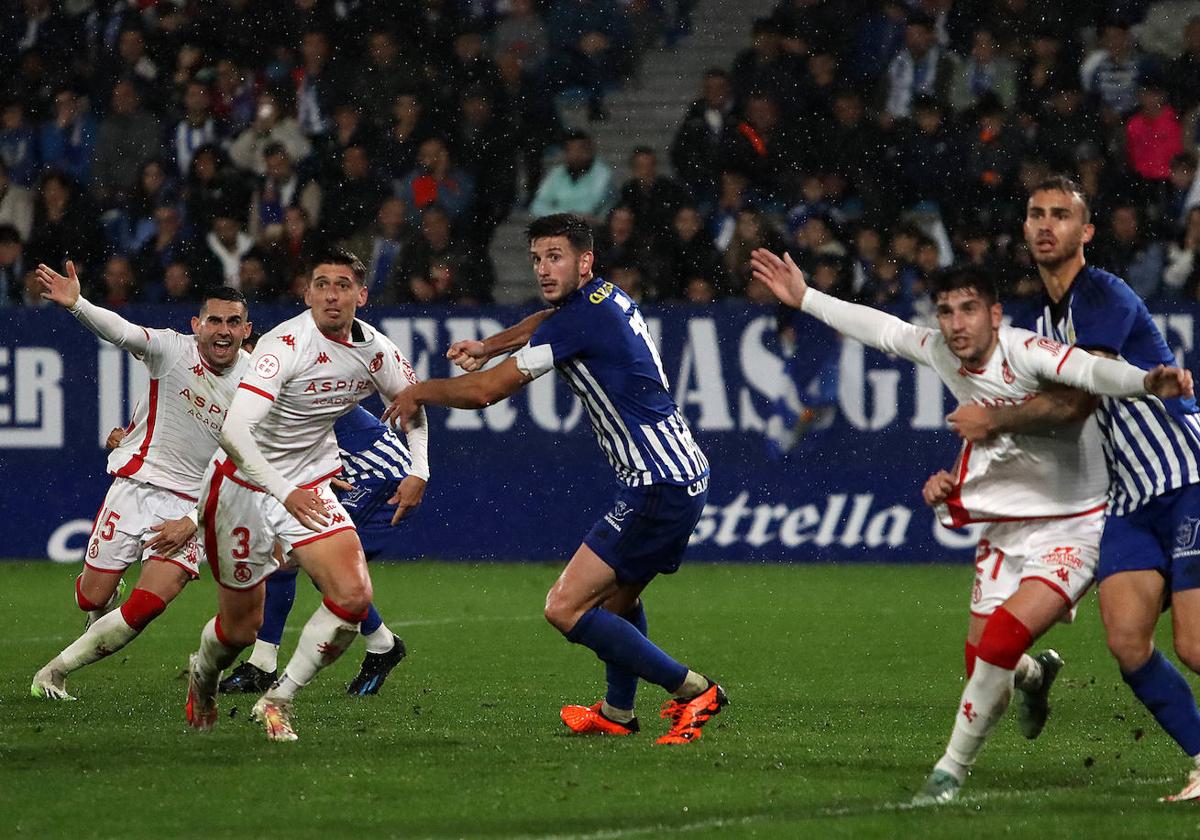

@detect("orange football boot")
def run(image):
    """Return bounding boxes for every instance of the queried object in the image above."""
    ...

[656,680,727,745]
[560,702,640,735]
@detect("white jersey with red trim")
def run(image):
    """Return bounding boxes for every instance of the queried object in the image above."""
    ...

[799,289,1121,525]
[106,329,250,499]
[229,310,416,490]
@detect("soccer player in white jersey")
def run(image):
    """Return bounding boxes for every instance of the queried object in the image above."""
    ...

[30,261,252,700]
[185,247,429,742]
[386,214,725,746]
[952,175,1200,801]
[750,249,1192,803]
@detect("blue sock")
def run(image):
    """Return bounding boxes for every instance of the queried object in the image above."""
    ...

[605,601,647,711]
[566,606,687,693]
[361,602,383,637]
[258,568,298,646]
[1122,649,1200,756]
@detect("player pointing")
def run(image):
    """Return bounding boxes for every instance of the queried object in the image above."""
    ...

[31,262,252,700]
[386,213,726,745]
[185,246,429,742]
[750,248,1191,803]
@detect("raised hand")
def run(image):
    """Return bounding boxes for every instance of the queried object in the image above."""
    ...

[36,260,82,308]
[749,248,809,309]
[447,339,487,372]
[1144,365,1195,400]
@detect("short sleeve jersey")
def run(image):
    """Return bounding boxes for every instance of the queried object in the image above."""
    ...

[107,329,251,499]
[513,278,708,487]
[232,311,415,488]
[1036,265,1200,514]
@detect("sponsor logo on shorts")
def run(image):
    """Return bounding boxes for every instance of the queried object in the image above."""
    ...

[604,500,633,531]
[687,476,709,496]
[233,562,252,584]
[1175,517,1200,559]
[1043,545,1083,570]
[255,354,280,379]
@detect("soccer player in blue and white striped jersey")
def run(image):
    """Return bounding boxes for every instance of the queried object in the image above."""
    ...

[952,176,1200,801]
[385,213,725,745]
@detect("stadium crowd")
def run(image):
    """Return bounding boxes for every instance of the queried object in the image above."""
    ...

[2,0,1200,310]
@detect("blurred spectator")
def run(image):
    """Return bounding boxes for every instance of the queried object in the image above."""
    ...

[1091,204,1165,299]
[269,205,326,282]
[492,0,548,70]
[0,160,34,242]
[848,225,883,297]
[93,80,162,208]
[314,103,377,181]
[1080,20,1154,121]
[379,91,438,181]
[1125,75,1183,185]
[951,28,1017,113]
[889,94,962,216]
[28,170,105,273]
[109,157,177,255]
[1166,16,1200,115]
[1017,28,1075,118]
[235,250,281,303]
[393,206,478,303]
[133,203,207,288]
[962,93,1027,231]
[229,91,312,176]
[320,145,387,241]
[595,205,648,277]
[1167,151,1200,230]
[170,80,224,179]
[1164,206,1200,298]
[100,27,162,110]
[609,264,645,302]
[294,29,343,139]
[184,144,250,233]
[210,58,257,135]
[446,23,504,103]
[878,12,957,124]
[710,169,752,251]
[155,261,202,305]
[205,214,254,287]
[719,94,799,206]
[654,204,726,301]
[724,209,786,297]
[40,84,96,186]
[528,130,615,223]
[730,18,801,112]
[495,50,564,202]
[0,101,39,188]
[100,255,137,306]
[248,142,323,243]
[1032,80,1103,173]
[848,0,909,87]
[394,136,475,228]
[543,0,634,122]
[452,85,517,249]
[670,67,736,204]
[0,225,28,306]
[351,30,423,127]
[342,196,410,297]
[618,146,690,243]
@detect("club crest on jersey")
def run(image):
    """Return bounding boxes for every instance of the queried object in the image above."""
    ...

[1043,545,1083,570]
[316,352,331,364]
[369,351,384,373]
[255,354,281,379]
[233,562,252,584]
[1002,360,1015,384]
[1175,517,1200,559]
[88,539,99,559]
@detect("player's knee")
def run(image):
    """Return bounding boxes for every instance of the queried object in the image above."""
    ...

[323,594,370,624]
[1174,637,1200,674]
[119,588,167,632]
[1106,626,1153,671]
[216,613,260,648]
[543,598,579,635]
[75,574,111,612]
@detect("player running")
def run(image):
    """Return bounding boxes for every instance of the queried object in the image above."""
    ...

[386,213,726,745]
[950,176,1200,802]
[218,404,417,697]
[185,247,428,742]
[31,262,251,700]
[750,249,1192,803]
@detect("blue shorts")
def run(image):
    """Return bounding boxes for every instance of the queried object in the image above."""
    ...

[336,477,401,562]
[584,478,709,585]
[1098,483,1200,592]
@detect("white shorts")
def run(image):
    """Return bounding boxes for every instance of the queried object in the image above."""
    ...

[970,510,1104,618]
[84,476,203,579]
[199,458,357,590]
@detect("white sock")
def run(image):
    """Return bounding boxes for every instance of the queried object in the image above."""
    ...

[1013,653,1043,692]
[363,623,394,655]
[57,611,139,673]
[672,670,708,699]
[195,617,243,689]
[601,700,635,722]
[247,639,280,672]
[936,659,1016,781]
[266,604,358,702]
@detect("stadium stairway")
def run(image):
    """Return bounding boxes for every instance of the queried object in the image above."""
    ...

[489,0,777,304]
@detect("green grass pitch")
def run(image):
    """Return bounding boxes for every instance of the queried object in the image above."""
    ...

[2,560,1198,839]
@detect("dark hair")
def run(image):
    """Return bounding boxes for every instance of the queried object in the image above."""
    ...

[308,245,367,283]
[527,213,594,253]
[200,285,248,314]
[929,266,999,306]
[1029,174,1091,222]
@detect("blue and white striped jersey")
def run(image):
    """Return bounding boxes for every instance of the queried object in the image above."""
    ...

[1036,265,1200,515]
[513,277,709,488]
[334,405,412,483]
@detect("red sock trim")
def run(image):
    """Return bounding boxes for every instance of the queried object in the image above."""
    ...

[75,576,103,612]
[964,641,978,678]
[214,615,230,646]
[118,588,167,632]
[323,597,367,624]
[977,606,1032,670]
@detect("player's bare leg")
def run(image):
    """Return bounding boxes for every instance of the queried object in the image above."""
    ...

[253,532,370,742]
[188,584,264,731]
[546,544,726,745]
[75,566,126,629]
[33,561,188,700]
[916,580,1067,804]
[1156,586,1200,801]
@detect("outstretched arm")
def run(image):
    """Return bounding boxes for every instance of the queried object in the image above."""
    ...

[38,261,150,355]
[948,386,1099,441]
[447,308,556,372]
[382,357,532,431]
